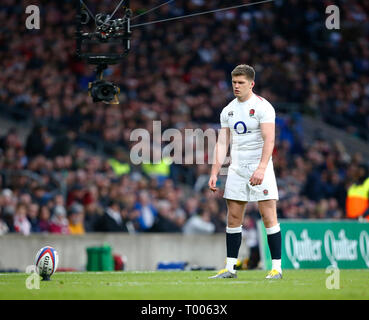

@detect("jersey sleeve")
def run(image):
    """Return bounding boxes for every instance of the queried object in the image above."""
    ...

[259,101,276,123]
[220,109,229,128]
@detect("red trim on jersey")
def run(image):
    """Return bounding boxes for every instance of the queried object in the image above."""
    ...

[255,94,263,101]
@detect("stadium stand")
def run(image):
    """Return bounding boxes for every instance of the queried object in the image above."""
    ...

[0,0,368,236]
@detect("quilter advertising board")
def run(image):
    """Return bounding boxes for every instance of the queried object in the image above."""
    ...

[258,220,369,269]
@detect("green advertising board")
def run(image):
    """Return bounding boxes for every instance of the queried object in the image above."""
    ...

[258,220,369,269]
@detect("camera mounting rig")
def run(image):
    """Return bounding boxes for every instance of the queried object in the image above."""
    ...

[76,0,132,104]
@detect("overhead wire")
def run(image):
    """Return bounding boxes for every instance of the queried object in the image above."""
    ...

[130,0,275,29]
[79,0,127,25]
[80,0,275,29]
[131,0,176,21]
[79,0,95,19]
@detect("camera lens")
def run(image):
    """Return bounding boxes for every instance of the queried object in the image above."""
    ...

[89,80,118,103]
[101,86,111,96]
[97,83,115,100]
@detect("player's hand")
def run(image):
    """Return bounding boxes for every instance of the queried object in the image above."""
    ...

[249,167,265,186]
[208,175,218,192]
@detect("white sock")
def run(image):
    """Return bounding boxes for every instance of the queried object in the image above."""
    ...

[272,259,282,274]
[265,224,280,235]
[226,257,238,274]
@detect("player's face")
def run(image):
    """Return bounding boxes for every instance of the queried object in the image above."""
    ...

[232,76,254,101]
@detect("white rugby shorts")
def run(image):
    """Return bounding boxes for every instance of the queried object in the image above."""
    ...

[223,161,279,202]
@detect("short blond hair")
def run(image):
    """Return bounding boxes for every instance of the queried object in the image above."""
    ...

[231,64,255,81]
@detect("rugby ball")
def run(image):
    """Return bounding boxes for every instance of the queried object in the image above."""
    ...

[35,246,59,280]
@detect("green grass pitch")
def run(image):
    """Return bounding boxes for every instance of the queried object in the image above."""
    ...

[0,270,368,300]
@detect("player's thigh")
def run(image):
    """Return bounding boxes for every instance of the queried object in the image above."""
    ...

[224,166,249,202]
[258,199,278,228]
[226,199,247,227]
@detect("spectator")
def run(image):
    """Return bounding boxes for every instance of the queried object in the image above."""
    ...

[0,189,16,221]
[184,196,200,217]
[326,198,343,219]
[0,128,22,152]
[67,184,85,207]
[49,205,69,234]
[183,208,215,234]
[95,200,129,232]
[14,203,31,235]
[39,205,51,233]
[207,199,226,232]
[27,203,40,233]
[25,123,48,158]
[48,130,76,159]
[1,205,15,233]
[0,217,8,235]
[133,190,158,231]
[346,164,369,220]
[84,201,103,232]
[0,189,11,234]
[68,203,85,235]
[150,200,182,232]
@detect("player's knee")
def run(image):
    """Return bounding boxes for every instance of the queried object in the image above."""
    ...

[227,222,242,229]
[260,212,277,228]
[227,212,242,227]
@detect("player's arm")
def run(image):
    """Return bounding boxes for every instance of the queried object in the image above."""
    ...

[249,122,275,186]
[209,127,230,191]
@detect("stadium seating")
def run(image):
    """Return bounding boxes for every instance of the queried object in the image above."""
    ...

[0,0,368,235]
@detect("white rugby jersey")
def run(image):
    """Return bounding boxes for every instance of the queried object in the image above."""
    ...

[220,93,275,164]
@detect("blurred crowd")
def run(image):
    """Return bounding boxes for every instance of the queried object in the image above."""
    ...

[0,116,366,236]
[0,124,228,235]
[0,0,368,236]
[0,0,367,141]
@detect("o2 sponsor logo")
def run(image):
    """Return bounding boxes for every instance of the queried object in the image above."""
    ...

[234,121,247,134]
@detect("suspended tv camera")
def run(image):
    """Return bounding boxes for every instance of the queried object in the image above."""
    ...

[76,0,132,103]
